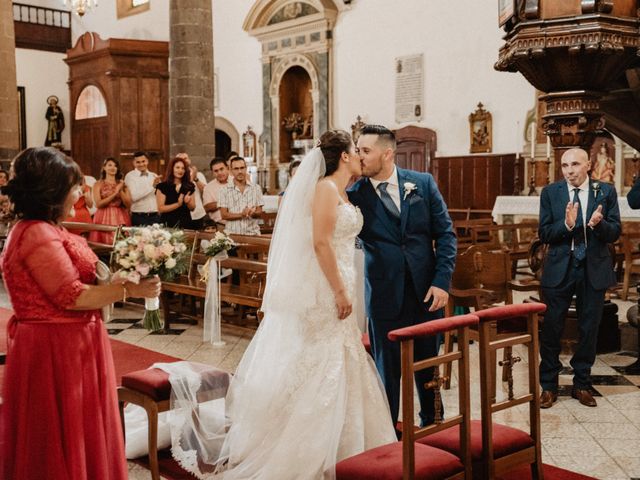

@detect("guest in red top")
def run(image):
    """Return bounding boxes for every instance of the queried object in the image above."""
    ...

[66,176,94,235]
[0,147,160,480]
[89,157,132,244]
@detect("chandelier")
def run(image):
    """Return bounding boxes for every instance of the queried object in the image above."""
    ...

[62,0,98,16]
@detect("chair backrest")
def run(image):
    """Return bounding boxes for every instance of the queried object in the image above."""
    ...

[388,314,478,480]
[474,303,547,480]
[473,246,512,303]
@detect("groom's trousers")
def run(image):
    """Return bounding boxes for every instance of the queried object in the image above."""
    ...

[368,271,440,429]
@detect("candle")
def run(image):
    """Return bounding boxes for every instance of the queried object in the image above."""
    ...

[530,123,535,158]
[263,141,267,167]
[516,121,520,160]
[546,135,551,159]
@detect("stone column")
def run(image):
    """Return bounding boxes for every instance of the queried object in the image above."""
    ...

[169,0,215,171]
[0,0,20,162]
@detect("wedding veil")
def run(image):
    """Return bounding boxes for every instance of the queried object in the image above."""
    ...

[261,147,326,316]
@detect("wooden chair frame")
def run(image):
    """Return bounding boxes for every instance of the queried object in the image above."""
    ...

[476,305,545,480]
[399,322,473,480]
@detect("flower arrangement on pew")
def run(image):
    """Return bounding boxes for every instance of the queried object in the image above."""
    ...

[199,231,235,283]
[198,231,236,346]
[114,224,189,331]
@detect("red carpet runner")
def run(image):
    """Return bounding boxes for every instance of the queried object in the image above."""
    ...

[0,308,596,479]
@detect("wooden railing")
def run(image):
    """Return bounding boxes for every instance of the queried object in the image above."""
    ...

[13,3,71,53]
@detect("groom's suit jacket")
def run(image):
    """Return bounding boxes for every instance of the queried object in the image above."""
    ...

[348,168,456,319]
[539,179,620,290]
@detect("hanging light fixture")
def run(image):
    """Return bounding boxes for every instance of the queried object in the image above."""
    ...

[62,0,98,17]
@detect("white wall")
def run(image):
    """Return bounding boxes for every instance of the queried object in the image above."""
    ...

[332,0,535,156]
[14,49,71,149]
[15,0,535,157]
[212,1,263,137]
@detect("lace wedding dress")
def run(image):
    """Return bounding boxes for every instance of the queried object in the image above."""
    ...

[155,149,396,479]
[211,202,396,479]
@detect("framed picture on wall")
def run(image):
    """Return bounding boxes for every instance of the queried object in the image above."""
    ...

[498,0,515,26]
[17,86,26,150]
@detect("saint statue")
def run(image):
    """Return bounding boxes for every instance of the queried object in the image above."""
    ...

[45,95,65,146]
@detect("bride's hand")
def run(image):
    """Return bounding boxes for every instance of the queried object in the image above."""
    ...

[335,290,352,320]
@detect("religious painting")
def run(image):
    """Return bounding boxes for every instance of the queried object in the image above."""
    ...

[498,0,515,26]
[589,134,615,184]
[268,2,318,25]
[17,87,26,150]
[469,102,492,154]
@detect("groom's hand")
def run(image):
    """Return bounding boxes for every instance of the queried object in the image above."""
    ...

[424,286,448,312]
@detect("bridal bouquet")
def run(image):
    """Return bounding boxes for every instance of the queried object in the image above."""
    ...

[114,224,189,331]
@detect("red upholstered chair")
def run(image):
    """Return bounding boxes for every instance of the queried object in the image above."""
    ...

[336,314,478,480]
[420,303,547,480]
[118,364,230,480]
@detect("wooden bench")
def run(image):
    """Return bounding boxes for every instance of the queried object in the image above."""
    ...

[161,231,268,330]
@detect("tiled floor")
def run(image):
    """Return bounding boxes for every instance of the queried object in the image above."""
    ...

[107,295,640,480]
[2,283,639,479]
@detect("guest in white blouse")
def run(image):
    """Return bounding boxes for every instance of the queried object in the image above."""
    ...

[124,151,161,226]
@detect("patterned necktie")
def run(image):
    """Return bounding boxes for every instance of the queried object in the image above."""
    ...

[572,187,586,261]
[377,182,400,221]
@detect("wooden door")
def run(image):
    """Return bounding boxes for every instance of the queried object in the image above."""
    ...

[71,117,110,178]
[394,125,437,172]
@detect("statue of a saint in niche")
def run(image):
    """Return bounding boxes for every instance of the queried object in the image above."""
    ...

[45,95,65,146]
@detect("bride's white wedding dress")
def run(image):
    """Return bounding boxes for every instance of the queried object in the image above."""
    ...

[215,201,396,479]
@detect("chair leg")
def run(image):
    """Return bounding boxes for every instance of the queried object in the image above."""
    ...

[531,459,544,480]
[501,346,512,382]
[622,265,630,301]
[145,402,161,480]
[442,331,454,390]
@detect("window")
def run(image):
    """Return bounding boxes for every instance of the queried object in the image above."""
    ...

[117,0,150,19]
[75,85,107,120]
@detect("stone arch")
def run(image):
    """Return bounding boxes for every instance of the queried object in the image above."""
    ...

[214,116,240,153]
[243,0,338,32]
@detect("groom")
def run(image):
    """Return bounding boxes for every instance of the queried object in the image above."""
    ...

[348,124,456,429]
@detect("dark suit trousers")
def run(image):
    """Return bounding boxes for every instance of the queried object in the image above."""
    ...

[368,270,439,428]
[540,258,605,391]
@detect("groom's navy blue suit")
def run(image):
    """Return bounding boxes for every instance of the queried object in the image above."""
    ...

[348,168,456,426]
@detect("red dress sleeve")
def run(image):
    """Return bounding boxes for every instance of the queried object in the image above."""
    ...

[20,223,86,308]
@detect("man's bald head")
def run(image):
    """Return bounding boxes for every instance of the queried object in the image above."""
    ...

[561,148,591,187]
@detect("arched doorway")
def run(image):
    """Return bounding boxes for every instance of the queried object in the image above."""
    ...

[215,129,232,160]
[279,66,313,164]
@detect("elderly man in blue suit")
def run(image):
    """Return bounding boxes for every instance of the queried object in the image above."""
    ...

[348,125,456,429]
[538,147,621,409]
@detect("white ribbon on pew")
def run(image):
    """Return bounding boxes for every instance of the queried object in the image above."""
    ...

[202,252,227,347]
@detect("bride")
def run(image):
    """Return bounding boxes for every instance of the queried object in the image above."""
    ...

[161,130,396,479]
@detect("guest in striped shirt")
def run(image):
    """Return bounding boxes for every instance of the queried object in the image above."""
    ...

[218,157,264,235]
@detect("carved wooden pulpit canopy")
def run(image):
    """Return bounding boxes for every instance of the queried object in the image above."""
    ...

[496,0,640,153]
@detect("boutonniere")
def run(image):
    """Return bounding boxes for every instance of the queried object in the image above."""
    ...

[403,182,417,200]
[592,182,601,200]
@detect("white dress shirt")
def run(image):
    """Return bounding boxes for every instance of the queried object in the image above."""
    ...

[370,166,401,212]
[190,171,207,220]
[124,169,158,213]
[566,177,589,248]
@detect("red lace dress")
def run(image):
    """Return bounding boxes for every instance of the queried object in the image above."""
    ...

[0,221,127,480]
[89,181,131,244]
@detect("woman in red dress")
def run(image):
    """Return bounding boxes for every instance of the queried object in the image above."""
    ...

[0,147,161,480]
[89,157,131,244]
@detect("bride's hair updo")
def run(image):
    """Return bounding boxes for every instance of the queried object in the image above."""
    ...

[319,129,353,177]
